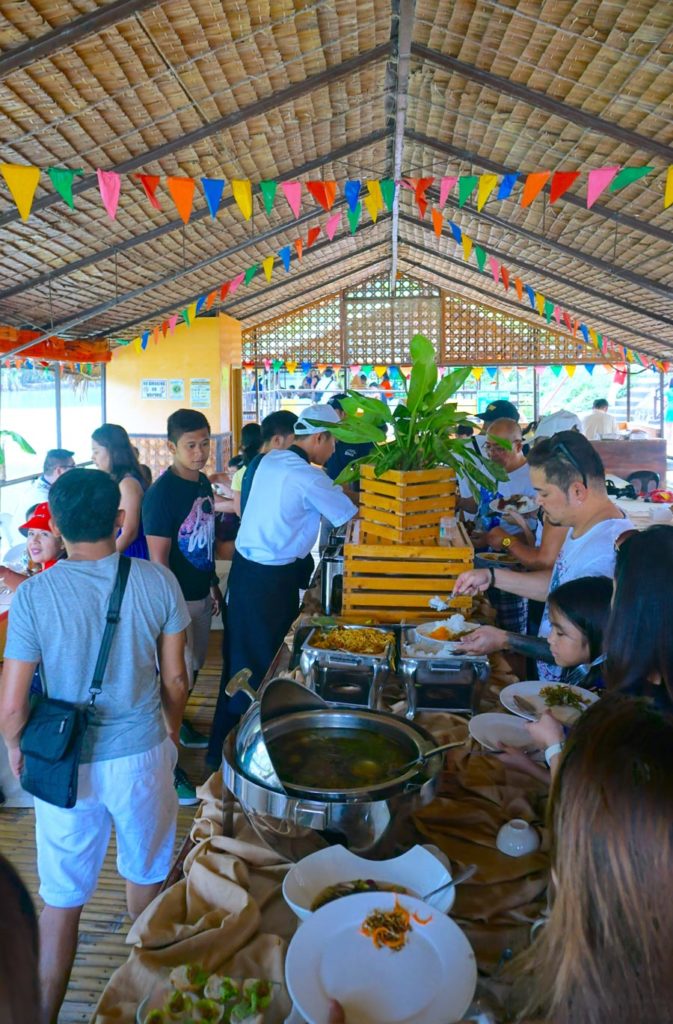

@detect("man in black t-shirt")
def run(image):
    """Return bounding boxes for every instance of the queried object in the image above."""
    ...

[143,409,222,805]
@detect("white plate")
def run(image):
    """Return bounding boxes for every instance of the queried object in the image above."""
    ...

[415,617,480,653]
[489,496,538,517]
[282,844,454,921]
[285,892,476,1024]
[468,712,543,761]
[499,680,598,722]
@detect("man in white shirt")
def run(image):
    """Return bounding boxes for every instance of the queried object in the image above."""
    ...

[315,366,339,402]
[583,399,618,440]
[210,405,357,753]
[25,448,75,512]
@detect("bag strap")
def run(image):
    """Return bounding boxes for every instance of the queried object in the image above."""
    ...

[88,556,131,707]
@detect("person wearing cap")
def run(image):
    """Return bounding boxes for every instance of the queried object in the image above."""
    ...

[533,408,582,440]
[0,502,66,592]
[26,449,75,510]
[207,404,357,760]
[457,401,520,515]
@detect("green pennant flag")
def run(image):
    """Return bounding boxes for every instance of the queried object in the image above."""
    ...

[260,180,278,214]
[543,298,555,323]
[609,166,654,192]
[347,202,362,233]
[181,307,190,327]
[550,365,562,377]
[474,245,486,271]
[244,264,259,286]
[458,175,479,207]
[47,167,84,208]
[380,178,396,211]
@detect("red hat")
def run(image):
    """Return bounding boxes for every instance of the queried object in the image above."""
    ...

[20,502,53,535]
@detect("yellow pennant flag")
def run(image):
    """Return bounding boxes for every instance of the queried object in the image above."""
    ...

[188,301,197,325]
[133,337,142,354]
[364,193,379,223]
[231,179,252,220]
[374,365,387,377]
[564,364,576,378]
[461,235,473,260]
[626,350,635,363]
[262,255,275,282]
[285,360,298,374]
[1,163,41,220]
[665,166,673,209]
[477,173,498,212]
[367,180,384,212]
[471,367,484,380]
[535,293,545,315]
[588,327,598,347]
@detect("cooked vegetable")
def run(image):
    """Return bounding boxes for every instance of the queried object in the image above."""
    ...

[310,627,393,655]
[312,879,410,911]
[360,898,431,952]
[144,1011,167,1024]
[203,975,240,1002]
[242,979,274,1013]
[169,963,209,994]
[192,997,225,1022]
[540,684,591,712]
[165,988,193,1018]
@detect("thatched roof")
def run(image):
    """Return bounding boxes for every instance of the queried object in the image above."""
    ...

[0,0,672,360]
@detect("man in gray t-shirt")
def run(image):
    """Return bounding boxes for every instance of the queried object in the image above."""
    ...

[0,469,190,1024]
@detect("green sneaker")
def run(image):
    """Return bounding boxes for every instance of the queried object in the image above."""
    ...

[174,765,198,806]
[179,720,209,749]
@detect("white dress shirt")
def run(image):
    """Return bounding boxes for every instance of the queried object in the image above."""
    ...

[236,448,357,564]
[583,410,618,440]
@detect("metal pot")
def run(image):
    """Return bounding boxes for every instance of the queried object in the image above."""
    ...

[222,697,444,861]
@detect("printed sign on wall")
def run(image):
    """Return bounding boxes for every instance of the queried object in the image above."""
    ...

[141,378,167,400]
[190,378,211,408]
[169,379,185,400]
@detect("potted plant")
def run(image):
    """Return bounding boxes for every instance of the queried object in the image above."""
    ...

[0,429,36,482]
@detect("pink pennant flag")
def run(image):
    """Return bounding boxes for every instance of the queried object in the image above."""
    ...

[488,256,499,283]
[281,181,302,218]
[168,314,178,334]
[97,169,121,219]
[229,272,245,295]
[324,211,341,241]
[553,305,562,325]
[439,176,457,208]
[587,166,620,208]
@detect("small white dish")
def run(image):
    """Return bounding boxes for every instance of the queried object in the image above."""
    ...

[282,844,455,921]
[468,712,544,762]
[496,818,540,858]
[489,496,538,517]
[499,680,598,723]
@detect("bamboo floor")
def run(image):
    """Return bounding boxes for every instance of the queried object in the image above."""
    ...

[0,629,224,1023]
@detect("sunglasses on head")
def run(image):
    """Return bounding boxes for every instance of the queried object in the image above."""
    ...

[551,440,588,488]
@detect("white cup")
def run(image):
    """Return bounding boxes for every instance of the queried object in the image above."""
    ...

[496,818,540,858]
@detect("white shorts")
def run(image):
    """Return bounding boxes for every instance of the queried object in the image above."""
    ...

[35,738,178,909]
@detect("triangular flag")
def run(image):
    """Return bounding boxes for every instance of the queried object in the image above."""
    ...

[48,167,83,209]
[205,290,217,311]
[324,211,341,240]
[449,221,462,243]
[161,320,169,337]
[188,301,197,324]
[306,180,337,211]
[431,208,443,237]
[133,337,142,354]
[549,170,580,204]
[167,176,195,224]
[439,176,457,207]
[585,364,595,375]
[201,178,225,219]
[260,180,278,215]
[535,292,545,316]
[344,180,361,211]
[141,331,150,350]
[230,272,245,294]
[366,180,384,212]
[514,277,524,301]
[152,326,160,345]
[244,265,259,286]
[486,367,498,380]
[181,308,190,328]
[471,367,484,380]
[1,163,41,220]
[347,203,361,233]
[168,314,178,334]
[524,284,535,308]
[409,177,434,218]
[501,265,510,290]
[281,181,302,217]
[477,173,498,211]
[553,305,561,325]
[488,256,499,282]
[551,365,563,377]
[458,175,479,207]
[665,167,673,210]
[232,179,253,220]
[461,235,473,260]
[589,327,598,347]
[380,179,396,211]
[562,310,573,331]
[286,360,298,374]
[220,282,230,301]
[96,169,122,219]
[579,324,590,343]
[543,298,554,323]
[279,245,291,271]
[587,166,619,208]
[521,171,550,208]
[610,167,653,192]
[294,238,303,261]
[497,172,519,200]
[364,193,379,222]
[262,255,274,282]
[134,173,161,211]
[195,295,206,314]
[306,226,320,247]
[474,245,487,271]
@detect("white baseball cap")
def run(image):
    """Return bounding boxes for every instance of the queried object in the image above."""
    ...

[534,409,582,439]
[294,403,342,435]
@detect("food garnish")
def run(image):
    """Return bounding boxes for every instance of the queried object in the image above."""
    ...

[360,898,431,952]
[540,684,590,711]
[495,494,530,512]
[312,879,410,911]
[165,988,193,1017]
[242,979,274,1013]
[144,1011,166,1024]
[144,968,275,1024]
[203,975,240,1003]
[169,963,209,993]
[311,627,393,655]
[193,998,225,1022]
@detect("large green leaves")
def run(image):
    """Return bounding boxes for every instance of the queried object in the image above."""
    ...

[406,334,437,415]
[341,390,392,423]
[424,366,472,411]
[0,429,35,454]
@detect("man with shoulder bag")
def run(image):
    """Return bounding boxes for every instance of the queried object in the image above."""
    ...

[0,469,191,1024]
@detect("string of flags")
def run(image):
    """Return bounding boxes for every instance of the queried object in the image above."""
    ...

[1,161,673,225]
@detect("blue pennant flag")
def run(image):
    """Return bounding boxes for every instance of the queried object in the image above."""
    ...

[449,221,462,243]
[141,331,150,350]
[524,285,536,310]
[201,178,226,219]
[344,180,361,212]
[579,324,590,343]
[196,295,207,314]
[497,173,519,200]
[279,245,291,272]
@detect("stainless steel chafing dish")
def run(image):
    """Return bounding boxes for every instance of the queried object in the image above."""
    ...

[299,624,395,709]
[398,624,490,719]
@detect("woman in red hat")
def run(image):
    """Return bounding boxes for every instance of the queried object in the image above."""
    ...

[0,502,65,591]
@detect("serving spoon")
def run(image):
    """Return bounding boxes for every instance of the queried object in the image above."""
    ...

[395,738,466,775]
[422,862,478,901]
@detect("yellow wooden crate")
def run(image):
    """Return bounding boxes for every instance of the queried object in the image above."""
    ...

[342,519,474,622]
[359,465,457,545]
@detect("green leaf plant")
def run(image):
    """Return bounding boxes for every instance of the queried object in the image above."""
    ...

[0,429,36,481]
[310,334,509,500]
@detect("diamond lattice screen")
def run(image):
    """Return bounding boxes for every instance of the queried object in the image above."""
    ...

[242,293,341,363]
[345,274,441,364]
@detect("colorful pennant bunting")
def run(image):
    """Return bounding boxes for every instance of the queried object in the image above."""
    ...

[344,180,361,212]
[260,180,277,214]
[458,175,479,208]
[549,170,580,204]
[281,181,302,218]
[586,166,619,208]
[262,255,274,282]
[307,180,337,211]
[135,173,162,211]
[477,173,498,211]
[439,176,457,207]
[232,179,253,220]
[201,178,225,219]
[279,245,291,271]
[97,169,121,220]
[0,163,41,220]
[167,176,195,225]
[48,167,83,209]
[380,179,396,211]
[521,171,550,208]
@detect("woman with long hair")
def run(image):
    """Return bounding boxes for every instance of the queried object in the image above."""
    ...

[516,694,673,1023]
[91,423,149,557]
[0,855,40,1023]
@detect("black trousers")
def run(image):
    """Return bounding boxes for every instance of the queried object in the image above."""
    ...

[206,551,312,767]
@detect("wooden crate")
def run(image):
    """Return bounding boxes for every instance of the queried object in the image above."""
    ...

[342,519,474,622]
[359,465,457,544]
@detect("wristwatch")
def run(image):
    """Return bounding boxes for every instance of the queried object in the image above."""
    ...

[544,742,564,767]
[501,535,513,550]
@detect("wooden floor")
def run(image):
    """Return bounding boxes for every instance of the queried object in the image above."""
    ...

[0,630,224,1024]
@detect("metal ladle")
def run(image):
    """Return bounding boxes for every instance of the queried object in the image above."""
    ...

[396,739,466,776]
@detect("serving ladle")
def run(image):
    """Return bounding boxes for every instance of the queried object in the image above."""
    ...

[421,863,478,902]
[395,738,466,776]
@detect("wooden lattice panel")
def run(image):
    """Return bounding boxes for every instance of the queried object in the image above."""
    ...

[359,465,456,544]
[345,273,441,364]
[130,434,231,482]
[242,294,341,364]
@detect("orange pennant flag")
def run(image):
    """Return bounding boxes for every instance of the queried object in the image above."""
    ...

[167,176,195,224]
[514,277,524,301]
[431,208,443,237]
[306,181,337,211]
[152,326,160,346]
[161,320,169,337]
[294,238,303,261]
[205,290,218,311]
[306,226,321,248]
[521,171,551,208]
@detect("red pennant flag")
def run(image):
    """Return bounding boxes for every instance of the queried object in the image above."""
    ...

[306,226,321,247]
[405,177,435,218]
[161,320,169,337]
[167,176,195,224]
[205,289,217,311]
[521,171,551,208]
[306,181,337,211]
[220,282,230,301]
[294,238,303,261]
[501,265,510,291]
[431,208,443,237]
[514,277,524,301]
[135,174,162,210]
[562,310,572,331]
[550,170,580,204]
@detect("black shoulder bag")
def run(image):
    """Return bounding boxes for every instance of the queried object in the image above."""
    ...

[19,556,131,808]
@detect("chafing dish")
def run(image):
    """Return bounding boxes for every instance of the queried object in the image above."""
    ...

[300,624,394,709]
[398,624,490,719]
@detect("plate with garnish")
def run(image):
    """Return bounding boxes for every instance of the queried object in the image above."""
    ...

[499,680,598,725]
[489,494,538,517]
[285,892,476,1024]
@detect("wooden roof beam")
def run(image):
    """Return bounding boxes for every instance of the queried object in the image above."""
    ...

[0,41,392,230]
[412,43,673,163]
[387,0,415,296]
